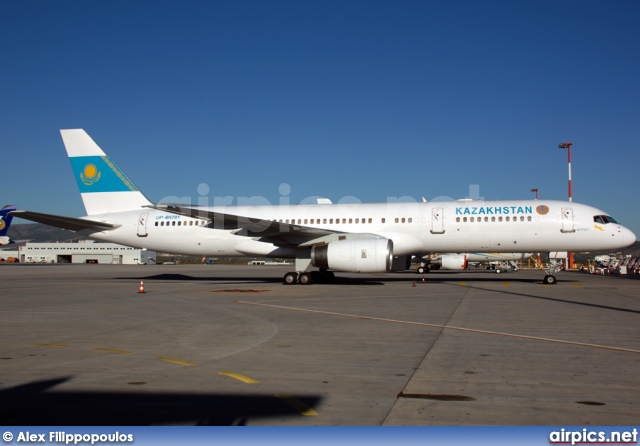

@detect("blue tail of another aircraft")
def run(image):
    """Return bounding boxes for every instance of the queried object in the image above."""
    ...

[0,205,16,238]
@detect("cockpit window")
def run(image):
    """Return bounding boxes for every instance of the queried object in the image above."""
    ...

[594,215,618,224]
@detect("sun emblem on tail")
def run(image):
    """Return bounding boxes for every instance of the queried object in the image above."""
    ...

[0,219,5,231]
[80,164,101,186]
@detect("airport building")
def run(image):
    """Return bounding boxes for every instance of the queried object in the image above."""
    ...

[6,240,156,264]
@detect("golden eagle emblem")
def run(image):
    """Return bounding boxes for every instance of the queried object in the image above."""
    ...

[80,164,101,186]
[536,205,549,215]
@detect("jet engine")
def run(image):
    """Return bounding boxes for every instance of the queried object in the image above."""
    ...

[311,238,393,273]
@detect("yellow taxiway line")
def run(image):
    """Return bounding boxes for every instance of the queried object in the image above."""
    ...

[218,371,259,384]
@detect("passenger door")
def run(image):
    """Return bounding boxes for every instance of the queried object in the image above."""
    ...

[137,213,149,237]
[431,207,445,234]
[561,208,575,233]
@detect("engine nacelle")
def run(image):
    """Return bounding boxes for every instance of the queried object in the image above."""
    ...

[311,238,393,273]
[439,254,468,270]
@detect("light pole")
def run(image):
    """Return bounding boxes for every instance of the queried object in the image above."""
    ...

[558,142,574,268]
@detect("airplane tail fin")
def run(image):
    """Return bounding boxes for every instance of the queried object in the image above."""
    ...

[0,205,16,237]
[61,129,153,215]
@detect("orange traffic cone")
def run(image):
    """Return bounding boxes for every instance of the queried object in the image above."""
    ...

[422,276,425,283]
[138,280,146,293]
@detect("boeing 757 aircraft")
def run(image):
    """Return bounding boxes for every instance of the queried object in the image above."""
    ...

[11,130,636,285]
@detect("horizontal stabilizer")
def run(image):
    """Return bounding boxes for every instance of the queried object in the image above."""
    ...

[10,210,120,232]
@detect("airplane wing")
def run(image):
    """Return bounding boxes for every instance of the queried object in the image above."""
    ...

[149,204,382,246]
[10,211,121,232]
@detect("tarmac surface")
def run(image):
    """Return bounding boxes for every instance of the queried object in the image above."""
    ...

[0,263,638,426]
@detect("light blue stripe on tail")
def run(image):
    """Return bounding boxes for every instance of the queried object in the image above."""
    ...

[69,156,140,193]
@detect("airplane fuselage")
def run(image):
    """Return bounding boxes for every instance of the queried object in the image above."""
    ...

[80,200,632,259]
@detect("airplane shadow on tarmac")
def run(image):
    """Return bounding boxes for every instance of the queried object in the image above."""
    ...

[116,273,640,314]
[0,377,322,426]
[117,273,388,286]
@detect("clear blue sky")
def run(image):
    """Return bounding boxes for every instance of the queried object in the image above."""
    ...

[2,1,639,235]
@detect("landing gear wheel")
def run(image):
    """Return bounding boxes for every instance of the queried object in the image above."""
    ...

[543,275,557,285]
[417,266,430,274]
[283,272,298,285]
[496,269,501,274]
[298,272,313,285]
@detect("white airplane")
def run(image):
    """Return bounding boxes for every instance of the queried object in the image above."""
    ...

[416,252,533,273]
[11,129,636,285]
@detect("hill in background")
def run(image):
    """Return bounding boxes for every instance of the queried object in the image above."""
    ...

[7,224,89,243]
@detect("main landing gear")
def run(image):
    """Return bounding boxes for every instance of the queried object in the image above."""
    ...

[283,270,335,285]
[541,260,562,285]
[283,248,336,285]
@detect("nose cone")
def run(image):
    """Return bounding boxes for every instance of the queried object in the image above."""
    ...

[624,226,637,246]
